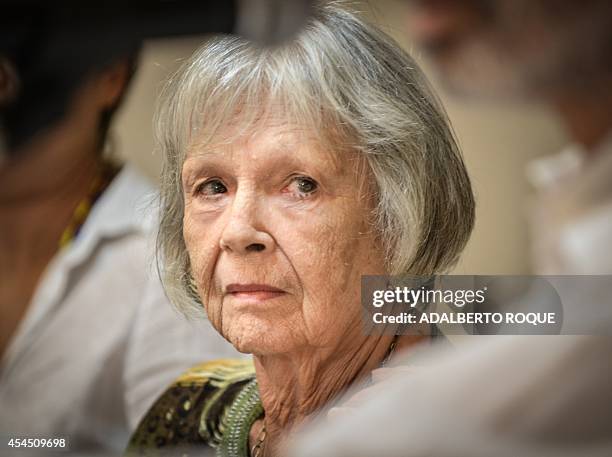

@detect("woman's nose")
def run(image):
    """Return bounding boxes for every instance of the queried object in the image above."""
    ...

[219,192,274,255]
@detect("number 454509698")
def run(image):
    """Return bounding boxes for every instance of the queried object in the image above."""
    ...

[7,438,67,448]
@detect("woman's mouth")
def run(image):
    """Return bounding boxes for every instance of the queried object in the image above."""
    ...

[225,283,287,302]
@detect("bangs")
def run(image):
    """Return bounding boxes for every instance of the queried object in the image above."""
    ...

[167,36,353,161]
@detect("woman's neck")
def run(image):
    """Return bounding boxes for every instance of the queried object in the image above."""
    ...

[251,332,426,456]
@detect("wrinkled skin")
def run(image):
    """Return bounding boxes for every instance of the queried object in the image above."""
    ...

[182,120,387,356]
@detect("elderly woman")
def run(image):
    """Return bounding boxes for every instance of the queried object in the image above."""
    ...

[127,4,474,457]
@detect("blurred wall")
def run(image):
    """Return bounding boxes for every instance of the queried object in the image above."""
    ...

[113,2,568,275]
[113,36,205,181]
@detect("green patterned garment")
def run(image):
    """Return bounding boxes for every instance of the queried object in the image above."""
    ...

[125,359,261,457]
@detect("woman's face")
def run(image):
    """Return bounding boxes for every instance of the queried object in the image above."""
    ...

[182,121,387,355]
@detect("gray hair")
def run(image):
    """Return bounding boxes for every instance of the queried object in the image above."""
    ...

[155,2,475,316]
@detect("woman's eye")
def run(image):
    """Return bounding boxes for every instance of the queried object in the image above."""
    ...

[196,179,227,197]
[287,176,318,197]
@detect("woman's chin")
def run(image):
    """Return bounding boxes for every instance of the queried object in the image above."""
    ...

[228,336,292,356]
[222,316,303,356]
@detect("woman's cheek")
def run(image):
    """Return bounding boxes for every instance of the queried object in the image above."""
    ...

[183,214,221,302]
[288,211,362,302]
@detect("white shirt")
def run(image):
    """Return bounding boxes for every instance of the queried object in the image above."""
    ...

[527,133,612,274]
[0,165,239,454]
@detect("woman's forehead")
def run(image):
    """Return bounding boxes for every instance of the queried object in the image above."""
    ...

[185,120,353,172]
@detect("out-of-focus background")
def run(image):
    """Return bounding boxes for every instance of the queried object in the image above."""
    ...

[113,0,568,275]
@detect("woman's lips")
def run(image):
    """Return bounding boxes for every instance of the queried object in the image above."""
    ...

[225,283,286,302]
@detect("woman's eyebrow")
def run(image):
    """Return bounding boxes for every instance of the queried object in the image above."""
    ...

[181,156,226,187]
[182,136,346,181]
[263,138,345,175]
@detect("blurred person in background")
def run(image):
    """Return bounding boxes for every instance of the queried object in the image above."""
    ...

[0,39,238,457]
[289,1,612,456]
[405,0,612,275]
